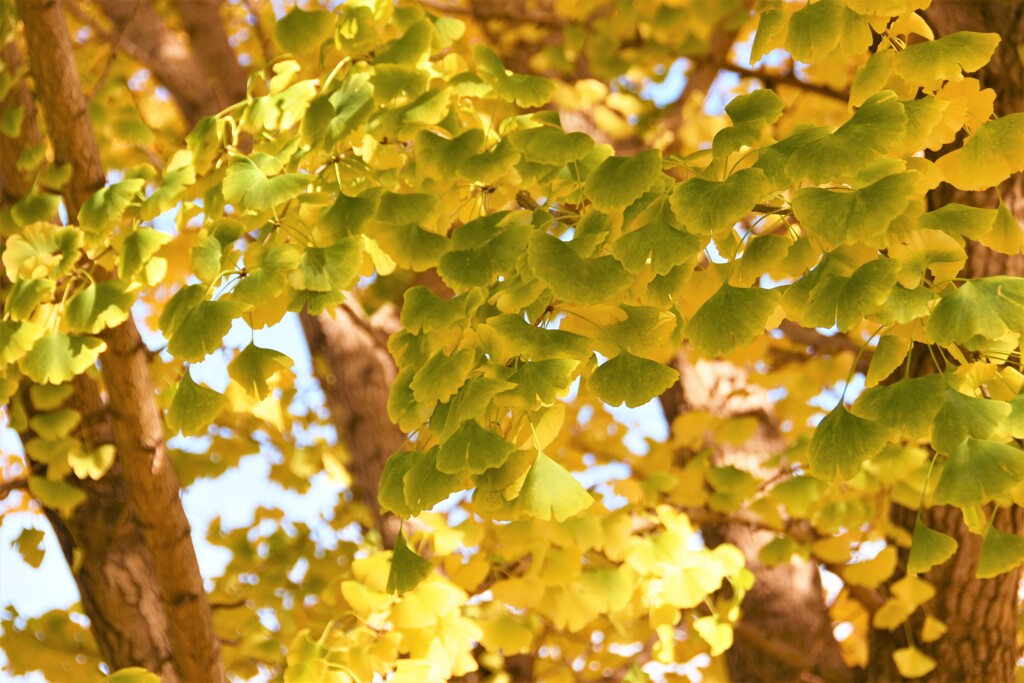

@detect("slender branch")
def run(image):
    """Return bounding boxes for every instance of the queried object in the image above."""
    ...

[416,0,568,27]
[0,477,28,500]
[716,61,850,102]
[733,622,859,682]
[86,0,141,105]
[777,320,873,373]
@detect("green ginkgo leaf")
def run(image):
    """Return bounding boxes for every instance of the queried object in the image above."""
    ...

[119,228,172,283]
[474,45,555,107]
[6,278,55,321]
[479,314,590,364]
[612,199,703,275]
[409,348,476,407]
[588,352,679,409]
[792,172,918,246]
[289,240,363,292]
[415,129,485,179]
[274,6,335,53]
[222,156,307,211]
[387,367,433,433]
[907,518,958,575]
[688,284,781,357]
[379,449,417,518]
[68,444,116,480]
[65,281,136,334]
[895,31,1000,84]
[507,452,593,522]
[19,331,106,385]
[933,438,1024,506]
[0,320,42,365]
[437,420,516,475]
[28,408,80,440]
[931,389,1012,454]
[27,476,86,515]
[228,344,293,400]
[584,149,663,212]
[78,178,146,233]
[937,113,1024,191]
[528,232,631,305]
[926,276,1024,349]
[403,446,464,514]
[809,404,892,481]
[853,375,947,439]
[12,527,45,569]
[976,525,1024,579]
[500,359,579,409]
[786,91,907,183]
[375,19,431,66]
[918,203,998,240]
[508,126,595,167]
[166,369,227,437]
[166,300,248,362]
[386,532,433,595]
[671,168,769,235]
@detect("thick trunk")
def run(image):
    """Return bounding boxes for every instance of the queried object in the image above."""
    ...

[39,378,177,680]
[17,2,223,680]
[90,0,218,126]
[662,360,850,682]
[867,4,1024,681]
[0,37,176,679]
[168,0,247,108]
[300,303,404,544]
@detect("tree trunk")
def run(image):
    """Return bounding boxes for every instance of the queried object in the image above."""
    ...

[661,360,851,682]
[1,35,177,680]
[16,1,223,680]
[300,303,405,544]
[867,4,1024,681]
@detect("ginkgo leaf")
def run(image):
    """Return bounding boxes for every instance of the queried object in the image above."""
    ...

[0,320,43,365]
[932,438,1024,506]
[228,343,293,400]
[588,352,679,408]
[930,389,1011,454]
[895,31,1000,84]
[786,92,907,183]
[693,616,734,657]
[508,126,594,167]
[843,545,897,588]
[809,404,892,481]
[474,45,554,107]
[375,19,431,66]
[907,518,958,575]
[222,156,307,211]
[167,300,248,362]
[584,150,662,211]
[289,240,362,292]
[976,525,1024,579]
[65,281,136,334]
[937,113,1024,191]
[274,7,335,53]
[791,172,918,246]
[501,360,579,408]
[865,335,911,387]
[853,375,947,439]
[28,409,80,440]
[167,370,227,436]
[528,232,631,304]
[893,646,937,679]
[379,449,417,518]
[410,348,476,407]
[926,276,1024,348]
[119,228,172,282]
[437,420,515,474]
[612,199,703,275]
[6,278,55,321]
[386,532,434,595]
[479,314,590,363]
[12,527,45,569]
[687,284,781,356]
[19,331,106,385]
[78,178,145,233]
[69,444,116,480]
[403,446,463,514]
[27,476,86,515]
[918,203,998,240]
[785,0,842,62]
[508,452,593,522]
[671,168,769,235]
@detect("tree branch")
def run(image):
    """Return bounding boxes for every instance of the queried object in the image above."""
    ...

[0,477,28,500]
[716,61,850,103]
[17,2,223,680]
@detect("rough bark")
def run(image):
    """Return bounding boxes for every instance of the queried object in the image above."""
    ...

[88,0,218,126]
[867,4,1024,680]
[16,1,223,680]
[0,35,177,678]
[168,0,247,108]
[300,302,405,544]
[661,360,851,682]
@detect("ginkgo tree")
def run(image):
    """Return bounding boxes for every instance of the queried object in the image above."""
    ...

[3,0,1024,681]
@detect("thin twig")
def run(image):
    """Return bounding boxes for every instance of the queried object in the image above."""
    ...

[86,0,142,104]
[716,61,850,102]
[0,477,29,500]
